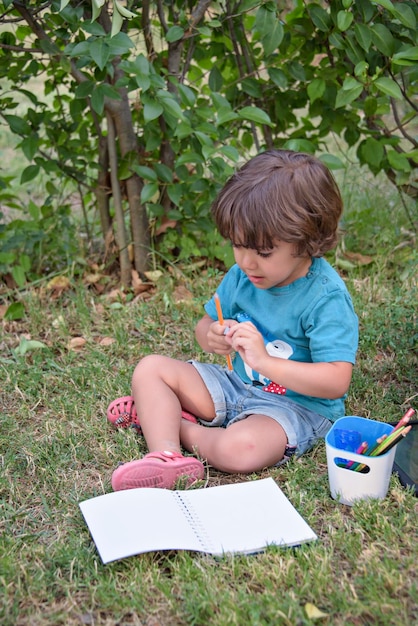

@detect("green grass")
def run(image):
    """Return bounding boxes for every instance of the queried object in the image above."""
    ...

[1,174,417,625]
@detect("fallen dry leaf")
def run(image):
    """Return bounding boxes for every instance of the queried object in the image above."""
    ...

[106,289,127,303]
[131,270,153,295]
[343,251,374,265]
[84,273,103,284]
[305,602,328,620]
[99,337,115,346]
[144,270,163,283]
[173,284,193,303]
[47,275,71,294]
[68,337,87,350]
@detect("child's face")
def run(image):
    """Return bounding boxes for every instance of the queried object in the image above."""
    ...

[232,241,311,289]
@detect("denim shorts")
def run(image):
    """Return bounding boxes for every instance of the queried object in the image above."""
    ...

[189,360,332,457]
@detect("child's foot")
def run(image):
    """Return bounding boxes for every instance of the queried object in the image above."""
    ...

[111,451,205,490]
[107,395,198,433]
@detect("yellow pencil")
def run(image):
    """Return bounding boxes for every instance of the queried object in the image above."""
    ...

[214,293,233,371]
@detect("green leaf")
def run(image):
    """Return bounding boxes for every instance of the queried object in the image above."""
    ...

[392,4,416,29]
[107,32,135,54]
[217,108,239,125]
[268,68,288,89]
[90,88,105,115]
[91,0,105,21]
[114,0,136,19]
[363,96,378,117]
[110,6,124,37]
[21,164,40,184]
[176,152,204,166]
[374,77,402,99]
[262,23,284,56]
[283,139,316,154]
[177,84,196,107]
[308,5,331,32]
[154,163,173,183]
[74,81,95,99]
[374,0,395,13]
[318,154,345,170]
[140,182,159,203]
[335,79,363,108]
[28,200,40,221]
[209,67,223,92]
[354,61,369,78]
[337,10,353,31]
[195,131,213,147]
[100,84,122,100]
[174,121,193,139]
[4,115,31,135]
[307,78,326,104]
[354,23,372,51]
[4,302,25,321]
[15,337,47,356]
[132,54,150,75]
[166,26,184,43]
[387,150,411,172]
[359,137,384,168]
[143,100,163,123]
[20,134,39,161]
[220,145,240,162]
[202,146,216,160]
[167,184,183,206]
[157,92,185,121]
[89,39,110,71]
[132,165,157,182]
[254,6,273,35]
[370,24,394,57]
[11,265,26,287]
[238,106,273,127]
[242,78,262,98]
[392,47,418,67]
[20,254,31,272]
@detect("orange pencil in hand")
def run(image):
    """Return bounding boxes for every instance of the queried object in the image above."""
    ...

[214,293,233,371]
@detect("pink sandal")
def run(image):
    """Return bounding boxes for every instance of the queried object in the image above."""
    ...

[107,396,140,429]
[111,450,205,490]
[107,395,198,433]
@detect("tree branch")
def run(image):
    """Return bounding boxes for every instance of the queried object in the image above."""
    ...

[141,0,156,59]
[390,99,418,149]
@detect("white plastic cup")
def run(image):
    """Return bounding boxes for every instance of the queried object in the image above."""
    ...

[326,416,396,505]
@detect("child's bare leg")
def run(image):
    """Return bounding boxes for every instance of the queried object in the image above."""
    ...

[131,354,215,453]
[180,415,288,473]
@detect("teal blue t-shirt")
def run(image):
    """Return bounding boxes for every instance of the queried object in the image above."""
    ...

[204,257,359,421]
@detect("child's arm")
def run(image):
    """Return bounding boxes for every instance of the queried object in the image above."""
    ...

[227,321,352,399]
[195,314,237,355]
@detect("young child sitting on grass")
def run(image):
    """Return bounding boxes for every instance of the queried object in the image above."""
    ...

[107,149,359,490]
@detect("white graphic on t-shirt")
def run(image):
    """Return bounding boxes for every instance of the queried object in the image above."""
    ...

[236,312,293,389]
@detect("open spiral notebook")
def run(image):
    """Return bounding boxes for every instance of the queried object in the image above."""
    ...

[79,478,317,563]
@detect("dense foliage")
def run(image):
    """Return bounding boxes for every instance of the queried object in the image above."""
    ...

[0,0,417,287]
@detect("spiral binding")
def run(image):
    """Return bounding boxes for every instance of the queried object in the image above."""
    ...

[174,492,215,553]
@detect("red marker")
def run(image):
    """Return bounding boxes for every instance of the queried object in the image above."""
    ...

[392,407,415,433]
[346,441,368,469]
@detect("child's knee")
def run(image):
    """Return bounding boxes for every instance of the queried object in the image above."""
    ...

[212,430,281,473]
[132,354,167,384]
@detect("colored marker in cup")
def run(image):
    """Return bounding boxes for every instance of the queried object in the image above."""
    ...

[214,293,233,371]
[392,407,415,433]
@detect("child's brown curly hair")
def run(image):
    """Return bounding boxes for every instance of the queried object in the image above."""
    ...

[211,149,343,258]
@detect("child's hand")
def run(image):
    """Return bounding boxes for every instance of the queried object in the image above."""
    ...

[227,321,267,370]
[207,319,237,355]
